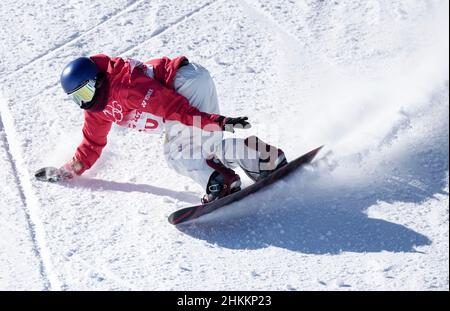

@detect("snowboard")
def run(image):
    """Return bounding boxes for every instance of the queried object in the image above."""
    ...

[168,145,323,225]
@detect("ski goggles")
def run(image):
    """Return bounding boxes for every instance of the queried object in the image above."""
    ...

[68,79,96,108]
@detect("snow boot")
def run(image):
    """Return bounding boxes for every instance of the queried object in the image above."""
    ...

[243,135,288,182]
[202,158,242,204]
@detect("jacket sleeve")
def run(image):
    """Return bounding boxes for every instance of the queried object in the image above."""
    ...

[72,111,112,174]
[128,79,224,131]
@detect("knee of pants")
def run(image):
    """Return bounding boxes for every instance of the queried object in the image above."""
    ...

[215,138,261,171]
[164,155,214,188]
[174,63,220,114]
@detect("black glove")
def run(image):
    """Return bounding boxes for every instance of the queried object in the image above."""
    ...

[34,167,73,182]
[218,116,251,133]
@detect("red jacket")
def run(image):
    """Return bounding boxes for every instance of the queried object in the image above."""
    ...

[71,54,223,175]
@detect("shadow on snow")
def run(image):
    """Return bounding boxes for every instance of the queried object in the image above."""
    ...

[176,117,448,254]
[60,177,200,204]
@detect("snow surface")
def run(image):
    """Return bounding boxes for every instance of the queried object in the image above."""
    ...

[0,0,448,290]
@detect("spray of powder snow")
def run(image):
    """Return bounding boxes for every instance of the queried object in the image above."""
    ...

[261,1,450,224]
[193,1,450,225]
[271,0,449,183]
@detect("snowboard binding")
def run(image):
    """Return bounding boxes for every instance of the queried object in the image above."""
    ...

[202,158,241,204]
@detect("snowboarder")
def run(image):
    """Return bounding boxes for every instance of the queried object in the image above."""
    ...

[41,55,287,203]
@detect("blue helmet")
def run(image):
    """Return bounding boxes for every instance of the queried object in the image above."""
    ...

[60,57,98,94]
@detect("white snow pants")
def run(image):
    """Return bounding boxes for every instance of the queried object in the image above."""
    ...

[163,62,260,189]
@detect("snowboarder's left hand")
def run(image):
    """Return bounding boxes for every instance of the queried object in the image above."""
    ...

[219,116,251,133]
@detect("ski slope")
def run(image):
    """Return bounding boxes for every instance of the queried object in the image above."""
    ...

[0,0,448,290]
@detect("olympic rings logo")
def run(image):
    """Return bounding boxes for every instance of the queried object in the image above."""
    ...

[104,101,124,122]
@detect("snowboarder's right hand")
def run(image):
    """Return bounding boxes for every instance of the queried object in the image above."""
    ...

[218,116,251,133]
[34,166,73,182]
[35,158,84,182]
